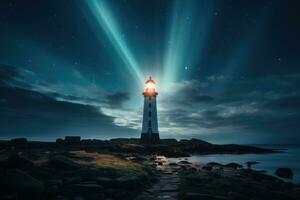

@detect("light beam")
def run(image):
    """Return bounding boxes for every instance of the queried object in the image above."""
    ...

[86,0,144,85]
[162,0,214,92]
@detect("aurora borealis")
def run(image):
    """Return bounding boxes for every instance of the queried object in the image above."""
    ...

[0,0,300,144]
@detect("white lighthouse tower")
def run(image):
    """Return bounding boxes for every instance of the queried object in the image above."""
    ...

[140,76,160,144]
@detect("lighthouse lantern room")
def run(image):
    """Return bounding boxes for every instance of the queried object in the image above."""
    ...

[140,76,160,144]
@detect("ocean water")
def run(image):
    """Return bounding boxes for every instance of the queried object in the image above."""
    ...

[174,145,300,183]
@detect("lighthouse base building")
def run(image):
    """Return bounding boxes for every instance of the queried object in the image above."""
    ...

[140,77,160,144]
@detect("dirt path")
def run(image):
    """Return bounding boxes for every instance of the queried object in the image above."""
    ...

[135,157,181,200]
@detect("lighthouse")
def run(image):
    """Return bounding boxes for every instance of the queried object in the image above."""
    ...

[140,76,160,144]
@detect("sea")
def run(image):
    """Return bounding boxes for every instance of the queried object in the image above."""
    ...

[172,145,300,183]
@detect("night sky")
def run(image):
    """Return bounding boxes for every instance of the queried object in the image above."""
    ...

[0,0,299,144]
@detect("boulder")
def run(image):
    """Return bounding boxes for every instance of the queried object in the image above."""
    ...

[225,162,243,169]
[69,183,102,193]
[202,165,212,171]
[169,162,178,166]
[73,196,85,200]
[207,162,223,167]
[48,155,81,170]
[7,154,34,170]
[275,168,293,179]
[45,179,64,187]
[53,196,70,200]
[75,168,118,181]
[63,176,82,185]
[10,138,28,146]
[45,185,60,197]
[0,154,34,170]
[3,169,44,199]
[115,176,139,188]
[245,161,259,168]
[96,177,115,187]
[178,160,192,165]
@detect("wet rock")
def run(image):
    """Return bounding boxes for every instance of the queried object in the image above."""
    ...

[48,155,81,170]
[275,168,293,179]
[169,162,178,166]
[3,169,44,199]
[206,162,223,167]
[178,160,191,165]
[245,161,259,168]
[225,162,243,169]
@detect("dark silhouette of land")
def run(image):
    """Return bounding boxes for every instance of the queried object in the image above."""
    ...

[0,137,299,200]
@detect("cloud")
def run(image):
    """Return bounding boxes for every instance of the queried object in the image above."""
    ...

[105,92,130,107]
[0,65,138,140]
[158,74,300,143]
[1,64,300,143]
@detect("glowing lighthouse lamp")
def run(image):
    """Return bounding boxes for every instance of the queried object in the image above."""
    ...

[140,76,160,144]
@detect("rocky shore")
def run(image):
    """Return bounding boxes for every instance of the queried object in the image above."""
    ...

[0,138,296,200]
[0,149,156,200]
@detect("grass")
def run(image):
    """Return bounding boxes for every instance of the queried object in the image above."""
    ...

[70,150,145,173]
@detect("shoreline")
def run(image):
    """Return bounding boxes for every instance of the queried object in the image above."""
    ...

[1,138,299,199]
[1,147,299,199]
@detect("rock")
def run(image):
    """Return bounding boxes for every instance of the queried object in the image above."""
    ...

[115,176,139,188]
[225,162,243,169]
[169,162,178,166]
[96,177,115,187]
[75,168,118,181]
[45,185,60,196]
[157,161,163,165]
[63,176,82,185]
[0,194,18,200]
[202,165,212,171]
[48,155,81,170]
[53,196,70,200]
[73,196,85,200]
[1,154,34,170]
[184,192,231,200]
[69,183,102,193]
[245,161,259,168]
[275,168,293,179]
[10,138,28,146]
[178,160,191,165]
[45,179,64,187]
[3,169,44,199]
[207,162,223,167]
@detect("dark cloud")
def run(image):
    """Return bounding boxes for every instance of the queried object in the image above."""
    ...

[262,96,300,111]
[105,92,130,107]
[0,65,20,85]
[160,75,300,143]
[0,65,137,140]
